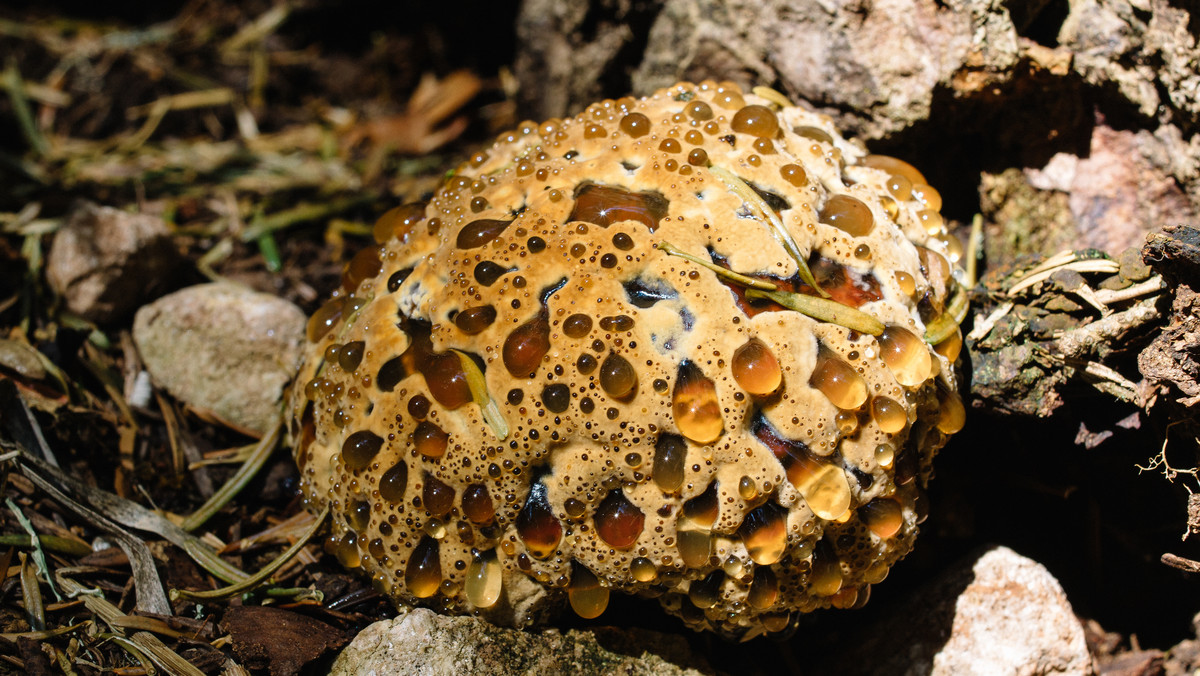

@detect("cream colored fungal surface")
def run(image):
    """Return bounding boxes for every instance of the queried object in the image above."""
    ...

[289,81,967,639]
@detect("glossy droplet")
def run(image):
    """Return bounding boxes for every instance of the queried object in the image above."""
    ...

[885,173,913,200]
[516,480,562,559]
[672,361,723,444]
[630,557,657,582]
[682,482,720,529]
[878,326,933,388]
[503,315,551,377]
[306,297,345,342]
[372,203,425,244]
[461,484,495,524]
[860,154,927,185]
[730,104,778,137]
[935,327,963,362]
[570,184,669,232]
[732,338,782,396]
[809,545,843,596]
[748,565,779,609]
[739,502,788,565]
[455,306,497,335]
[465,551,503,608]
[473,261,510,286]
[422,473,455,517]
[563,313,593,338]
[412,421,449,458]
[685,100,714,120]
[576,353,597,375]
[348,499,371,532]
[405,536,442,598]
[333,531,360,568]
[619,112,651,137]
[860,498,904,538]
[753,416,851,521]
[379,461,408,502]
[809,349,868,410]
[599,352,637,399]
[870,396,908,434]
[424,353,471,408]
[338,341,365,372]
[342,430,383,470]
[676,527,712,568]
[594,490,645,549]
[912,183,942,211]
[456,219,512,248]
[342,246,382,291]
[819,194,874,237]
[780,163,807,187]
[689,569,725,608]
[874,443,895,468]
[653,434,687,493]
[918,246,951,287]
[599,315,634,332]
[794,125,833,145]
[568,562,609,619]
[937,385,966,434]
[738,476,758,500]
[895,271,916,297]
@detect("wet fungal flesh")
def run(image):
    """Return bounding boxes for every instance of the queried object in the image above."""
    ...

[290,81,966,639]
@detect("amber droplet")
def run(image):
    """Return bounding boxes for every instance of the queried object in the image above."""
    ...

[563,313,593,338]
[465,550,503,608]
[338,341,365,372]
[748,565,779,609]
[878,326,933,388]
[379,461,408,502]
[912,183,942,211]
[870,396,908,434]
[918,246,951,287]
[630,557,657,582]
[412,421,449,458]
[307,297,345,342]
[886,174,913,200]
[859,499,903,538]
[599,352,637,399]
[619,112,651,138]
[753,415,851,521]
[503,315,551,377]
[342,246,382,292]
[819,194,874,237]
[422,473,455,517]
[455,306,497,335]
[935,327,963,362]
[576,353,597,375]
[809,544,843,596]
[682,481,720,529]
[689,569,725,609]
[473,261,511,286]
[731,338,782,396]
[570,184,670,232]
[405,536,442,598]
[730,104,778,137]
[895,271,916,297]
[937,385,966,434]
[516,480,562,559]
[456,219,512,249]
[653,434,687,493]
[672,361,723,444]
[422,353,471,409]
[372,203,425,244]
[780,163,807,187]
[342,430,383,470]
[809,349,868,410]
[542,383,571,413]
[599,315,635,332]
[676,527,712,568]
[687,148,708,166]
[461,484,495,524]
[659,138,681,153]
[333,531,360,568]
[685,100,714,120]
[568,562,609,619]
[739,502,788,565]
[594,490,645,549]
[348,499,371,532]
[860,154,927,185]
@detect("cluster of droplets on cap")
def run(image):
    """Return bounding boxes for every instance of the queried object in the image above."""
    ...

[289,81,967,639]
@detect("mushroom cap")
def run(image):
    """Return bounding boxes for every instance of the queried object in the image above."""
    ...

[289,81,966,639]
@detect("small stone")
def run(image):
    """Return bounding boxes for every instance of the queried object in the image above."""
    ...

[46,202,181,323]
[133,283,305,435]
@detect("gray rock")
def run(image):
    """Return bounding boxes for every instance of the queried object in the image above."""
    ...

[132,283,305,435]
[46,202,181,323]
[331,608,713,676]
[819,546,1094,675]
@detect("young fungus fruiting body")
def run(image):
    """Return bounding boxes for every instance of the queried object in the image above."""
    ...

[289,81,966,639]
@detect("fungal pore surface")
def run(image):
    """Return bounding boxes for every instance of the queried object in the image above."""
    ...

[289,81,968,639]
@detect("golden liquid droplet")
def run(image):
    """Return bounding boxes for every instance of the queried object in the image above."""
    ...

[935,327,963,362]
[912,183,942,211]
[630,557,658,582]
[503,315,550,378]
[652,434,687,493]
[599,352,637,399]
[731,338,782,396]
[874,443,895,468]
[819,194,874,237]
[676,527,713,568]
[688,570,725,609]
[830,586,859,609]
[809,546,843,597]
[809,349,868,410]
[568,563,609,619]
[594,490,645,549]
[861,154,927,185]
[870,396,908,434]
[461,484,495,524]
[405,536,442,598]
[333,531,360,568]
[937,386,966,434]
[860,498,904,538]
[878,326,933,388]
[516,481,562,559]
[895,270,916,297]
[738,475,758,500]
[748,565,779,609]
[412,421,449,458]
[739,503,788,565]
[682,482,720,529]
[465,551,503,608]
[789,453,852,521]
[672,360,724,444]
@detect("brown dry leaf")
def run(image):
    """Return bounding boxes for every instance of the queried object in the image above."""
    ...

[222,605,348,675]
